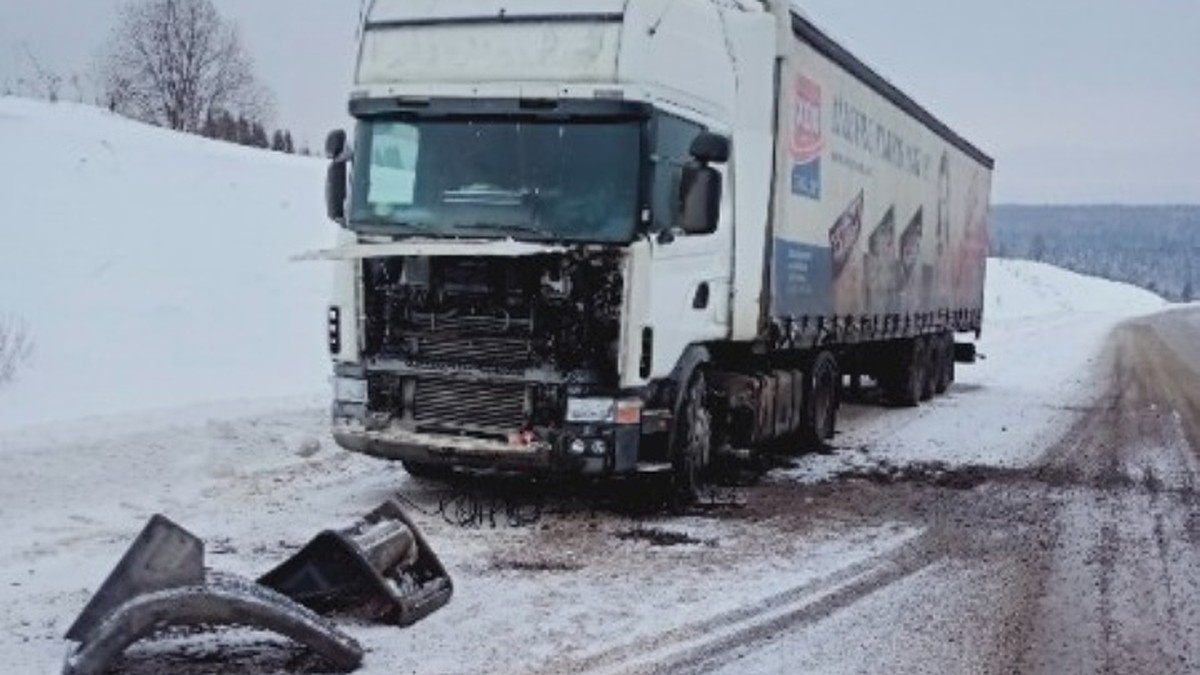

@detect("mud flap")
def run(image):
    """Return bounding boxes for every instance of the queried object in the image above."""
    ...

[259,500,453,627]
[63,515,363,675]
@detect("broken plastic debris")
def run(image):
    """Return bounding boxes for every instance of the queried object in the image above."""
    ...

[260,499,454,626]
[63,500,453,674]
[63,514,363,675]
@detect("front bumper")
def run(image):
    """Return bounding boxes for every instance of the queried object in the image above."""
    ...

[335,422,549,468]
[332,422,636,475]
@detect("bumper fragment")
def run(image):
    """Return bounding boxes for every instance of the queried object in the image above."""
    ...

[63,515,362,675]
[63,500,452,674]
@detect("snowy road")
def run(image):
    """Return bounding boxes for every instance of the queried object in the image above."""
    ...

[5,308,1197,674]
[696,307,1200,675]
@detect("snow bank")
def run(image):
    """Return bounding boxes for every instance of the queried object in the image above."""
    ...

[0,97,333,431]
[986,258,1165,322]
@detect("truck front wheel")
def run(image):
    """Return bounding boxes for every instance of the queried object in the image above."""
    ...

[672,371,712,503]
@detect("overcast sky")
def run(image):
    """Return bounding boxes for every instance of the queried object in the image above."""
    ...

[1,0,1197,204]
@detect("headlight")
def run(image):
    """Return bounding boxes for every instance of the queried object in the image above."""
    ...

[334,377,367,404]
[568,438,588,456]
[566,397,616,423]
[589,439,608,456]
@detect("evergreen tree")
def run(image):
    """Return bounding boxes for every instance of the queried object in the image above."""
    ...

[282,130,295,154]
[271,129,286,152]
[216,111,237,142]
[236,115,252,145]
[251,122,269,148]
[201,112,219,139]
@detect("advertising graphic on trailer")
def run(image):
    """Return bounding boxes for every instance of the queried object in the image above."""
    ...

[790,74,824,200]
[771,47,992,326]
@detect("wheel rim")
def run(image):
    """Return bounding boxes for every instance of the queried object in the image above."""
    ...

[677,375,711,495]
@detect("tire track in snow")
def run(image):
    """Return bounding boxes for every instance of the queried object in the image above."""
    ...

[533,530,940,675]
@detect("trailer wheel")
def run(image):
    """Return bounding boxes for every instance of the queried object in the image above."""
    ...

[801,351,840,448]
[945,334,957,386]
[671,371,712,503]
[934,333,953,395]
[883,338,925,407]
[920,336,937,401]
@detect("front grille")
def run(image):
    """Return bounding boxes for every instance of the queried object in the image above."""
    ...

[396,312,537,370]
[408,312,532,334]
[414,378,527,431]
[412,334,534,370]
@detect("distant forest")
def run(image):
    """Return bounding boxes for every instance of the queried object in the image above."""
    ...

[990,205,1199,302]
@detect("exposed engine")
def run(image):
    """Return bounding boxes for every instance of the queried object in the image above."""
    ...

[360,252,624,438]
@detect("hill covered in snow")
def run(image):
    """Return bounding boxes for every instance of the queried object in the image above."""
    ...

[0,97,332,430]
[0,97,1169,432]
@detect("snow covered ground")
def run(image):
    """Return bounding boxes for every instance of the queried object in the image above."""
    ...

[0,98,1174,673]
[0,96,331,431]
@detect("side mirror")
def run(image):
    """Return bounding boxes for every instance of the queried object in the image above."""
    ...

[689,132,730,164]
[326,162,348,223]
[325,129,347,159]
[678,163,722,235]
[325,129,350,225]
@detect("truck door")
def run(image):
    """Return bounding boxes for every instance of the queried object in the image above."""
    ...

[643,113,733,380]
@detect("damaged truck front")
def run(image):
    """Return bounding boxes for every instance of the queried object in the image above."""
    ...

[323,92,711,476]
[315,0,994,496]
[316,2,731,480]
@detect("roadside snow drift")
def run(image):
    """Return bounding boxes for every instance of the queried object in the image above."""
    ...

[986,258,1165,322]
[0,97,331,430]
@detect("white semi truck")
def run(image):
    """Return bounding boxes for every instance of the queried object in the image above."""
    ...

[313,0,993,496]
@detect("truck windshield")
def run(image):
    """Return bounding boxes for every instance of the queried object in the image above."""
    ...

[349,118,642,243]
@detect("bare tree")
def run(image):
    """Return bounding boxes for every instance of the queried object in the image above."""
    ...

[14,44,64,102]
[96,0,271,133]
[0,317,32,387]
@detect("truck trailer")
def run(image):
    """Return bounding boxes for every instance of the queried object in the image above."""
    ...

[312,0,994,496]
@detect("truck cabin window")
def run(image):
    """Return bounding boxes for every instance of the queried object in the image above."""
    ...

[350,118,641,243]
[650,114,705,233]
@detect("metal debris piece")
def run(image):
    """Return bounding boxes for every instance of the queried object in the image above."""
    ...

[63,515,363,675]
[259,499,453,626]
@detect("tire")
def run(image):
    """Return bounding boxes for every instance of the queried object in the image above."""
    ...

[883,338,925,407]
[934,333,952,395]
[920,336,937,401]
[801,351,840,448]
[946,335,957,386]
[671,371,712,504]
[402,460,453,481]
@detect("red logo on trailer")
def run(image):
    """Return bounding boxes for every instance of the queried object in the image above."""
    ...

[791,74,824,162]
[790,74,823,198]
